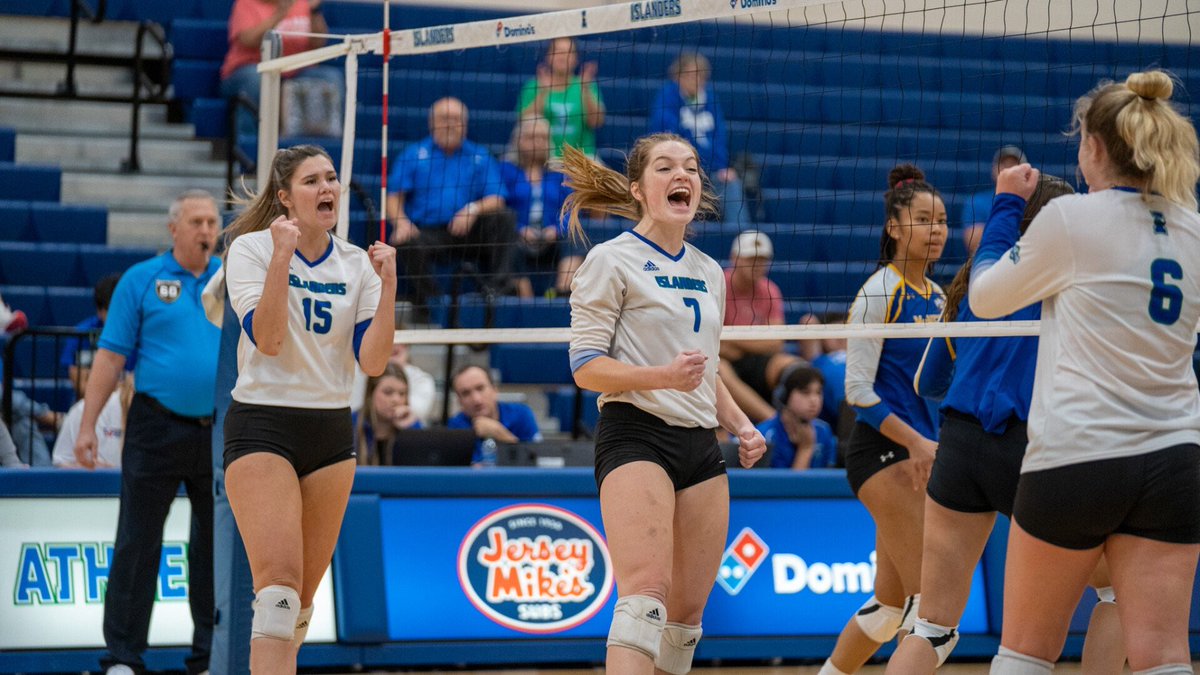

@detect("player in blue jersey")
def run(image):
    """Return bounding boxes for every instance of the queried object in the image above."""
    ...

[883,174,1118,674]
[563,134,766,675]
[972,71,1200,675]
[221,145,397,674]
[819,164,947,675]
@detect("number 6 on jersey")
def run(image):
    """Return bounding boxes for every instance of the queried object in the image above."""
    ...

[1149,258,1184,325]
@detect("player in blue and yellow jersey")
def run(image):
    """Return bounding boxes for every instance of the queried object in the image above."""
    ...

[563,134,766,675]
[819,164,947,675]
[884,175,1117,674]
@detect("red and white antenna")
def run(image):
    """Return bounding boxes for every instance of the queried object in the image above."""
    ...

[378,0,390,243]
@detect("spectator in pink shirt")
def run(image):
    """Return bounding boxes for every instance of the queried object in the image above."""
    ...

[720,231,802,423]
[219,0,343,137]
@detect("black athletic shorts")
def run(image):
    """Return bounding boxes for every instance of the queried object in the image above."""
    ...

[593,402,726,491]
[224,401,356,477]
[844,421,910,496]
[927,409,1026,516]
[1014,443,1200,550]
[731,353,773,401]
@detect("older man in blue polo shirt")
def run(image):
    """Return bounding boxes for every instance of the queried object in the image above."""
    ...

[74,189,221,675]
[385,97,517,317]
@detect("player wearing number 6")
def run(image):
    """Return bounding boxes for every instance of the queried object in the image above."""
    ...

[562,133,767,675]
[970,71,1200,674]
[221,145,398,674]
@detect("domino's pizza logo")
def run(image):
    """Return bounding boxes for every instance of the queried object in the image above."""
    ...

[716,527,769,595]
[458,504,613,634]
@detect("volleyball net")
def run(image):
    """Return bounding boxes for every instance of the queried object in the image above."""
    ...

[252,0,1198,346]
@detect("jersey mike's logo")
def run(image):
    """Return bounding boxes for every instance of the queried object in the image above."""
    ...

[458,504,613,633]
[717,527,769,595]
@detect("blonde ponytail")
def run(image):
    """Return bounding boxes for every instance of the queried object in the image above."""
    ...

[1073,69,1200,210]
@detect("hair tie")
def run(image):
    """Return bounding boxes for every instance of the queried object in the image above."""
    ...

[893,178,916,189]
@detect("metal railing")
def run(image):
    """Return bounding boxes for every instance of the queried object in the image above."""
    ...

[120,20,171,173]
[2,327,97,466]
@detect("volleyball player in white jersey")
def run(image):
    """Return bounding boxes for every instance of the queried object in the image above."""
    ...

[821,165,946,675]
[222,145,397,675]
[562,133,767,675]
[971,71,1200,675]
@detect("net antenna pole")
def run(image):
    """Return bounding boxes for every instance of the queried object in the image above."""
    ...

[336,45,357,241]
[378,0,391,244]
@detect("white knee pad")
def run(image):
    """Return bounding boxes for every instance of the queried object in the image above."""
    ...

[899,593,920,634]
[990,646,1054,674]
[607,595,666,658]
[655,622,702,675]
[1094,586,1116,603]
[911,616,960,667]
[251,585,301,641]
[853,595,904,642]
[1132,665,1194,675]
[292,605,314,647]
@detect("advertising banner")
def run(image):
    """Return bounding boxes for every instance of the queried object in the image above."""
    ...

[378,496,988,640]
[0,498,336,649]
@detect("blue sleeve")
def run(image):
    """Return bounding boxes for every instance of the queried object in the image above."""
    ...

[96,270,143,359]
[508,404,542,442]
[352,318,370,363]
[915,337,955,401]
[59,336,81,368]
[813,420,838,468]
[476,152,507,201]
[570,349,606,373]
[545,172,570,235]
[852,400,892,430]
[446,413,471,430]
[647,85,678,135]
[241,309,257,346]
[709,92,730,171]
[388,144,417,195]
[972,192,1028,276]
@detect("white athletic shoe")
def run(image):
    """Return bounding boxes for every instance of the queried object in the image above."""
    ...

[106,666,135,675]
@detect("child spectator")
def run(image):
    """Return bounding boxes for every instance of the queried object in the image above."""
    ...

[757,365,837,469]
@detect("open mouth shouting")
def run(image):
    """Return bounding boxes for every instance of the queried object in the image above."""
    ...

[667,185,693,210]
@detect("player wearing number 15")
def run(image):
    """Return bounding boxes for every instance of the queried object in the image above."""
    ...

[563,133,767,675]
[221,145,398,675]
[970,71,1200,674]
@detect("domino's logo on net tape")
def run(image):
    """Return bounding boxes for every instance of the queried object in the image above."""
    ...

[717,527,769,595]
[457,503,614,633]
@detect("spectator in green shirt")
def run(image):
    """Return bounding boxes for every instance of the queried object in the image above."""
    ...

[518,37,605,158]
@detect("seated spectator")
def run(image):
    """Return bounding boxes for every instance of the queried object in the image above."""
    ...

[757,366,837,469]
[0,420,25,468]
[0,291,56,465]
[648,51,748,227]
[52,374,132,468]
[219,0,343,137]
[720,231,802,423]
[447,365,541,464]
[501,116,584,298]
[386,97,517,318]
[60,273,124,397]
[349,335,435,424]
[811,311,848,430]
[354,364,423,466]
[960,144,1026,255]
[518,37,605,159]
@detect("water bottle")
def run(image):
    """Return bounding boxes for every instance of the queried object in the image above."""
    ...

[480,438,498,467]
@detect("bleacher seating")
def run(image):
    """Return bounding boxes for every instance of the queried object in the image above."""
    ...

[0,163,61,202]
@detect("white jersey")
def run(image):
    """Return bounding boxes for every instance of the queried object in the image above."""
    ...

[971,188,1200,472]
[53,392,124,468]
[570,230,725,429]
[227,230,382,409]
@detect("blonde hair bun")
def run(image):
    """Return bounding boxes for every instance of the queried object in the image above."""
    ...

[1126,70,1173,101]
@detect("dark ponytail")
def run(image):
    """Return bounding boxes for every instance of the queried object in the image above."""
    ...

[878,163,941,266]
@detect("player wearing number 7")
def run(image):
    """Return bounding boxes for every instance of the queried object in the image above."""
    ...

[562,133,766,675]
[221,145,397,675]
[970,70,1200,675]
